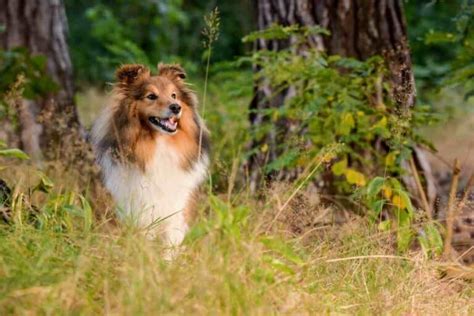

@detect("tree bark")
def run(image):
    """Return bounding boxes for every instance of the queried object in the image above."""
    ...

[253,0,415,108]
[249,0,436,206]
[0,0,80,160]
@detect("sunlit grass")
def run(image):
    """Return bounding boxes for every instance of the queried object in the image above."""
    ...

[0,161,472,314]
[1,191,472,314]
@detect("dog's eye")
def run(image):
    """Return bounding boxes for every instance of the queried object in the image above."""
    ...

[171,93,177,99]
[146,94,158,100]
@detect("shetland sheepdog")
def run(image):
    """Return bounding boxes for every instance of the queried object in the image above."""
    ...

[91,63,210,247]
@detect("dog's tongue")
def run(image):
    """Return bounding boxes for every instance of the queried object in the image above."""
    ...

[169,117,178,124]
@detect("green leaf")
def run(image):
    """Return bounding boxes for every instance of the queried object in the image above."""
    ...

[264,149,300,173]
[331,159,347,176]
[263,256,295,275]
[243,24,301,42]
[344,168,366,186]
[398,191,414,215]
[370,199,385,216]
[261,237,304,266]
[366,177,385,198]
[34,172,54,193]
[63,204,84,217]
[0,148,30,160]
[337,113,355,136]
[418,222,444,258]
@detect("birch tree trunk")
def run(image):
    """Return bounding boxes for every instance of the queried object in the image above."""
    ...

[248,0,436,206]
[0,0,80,160]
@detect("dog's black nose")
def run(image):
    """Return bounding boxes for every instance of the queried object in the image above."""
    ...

[169,103,181,114]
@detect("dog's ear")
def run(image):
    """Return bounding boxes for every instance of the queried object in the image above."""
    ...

[116,64,150,85]
[158,63,187,82]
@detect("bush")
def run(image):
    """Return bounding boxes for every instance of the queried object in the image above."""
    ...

[243,25,438,251]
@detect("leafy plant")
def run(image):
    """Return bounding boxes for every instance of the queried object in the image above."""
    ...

[364,176,415,252]
[0,148,29,161]
[243,25,437,251]
[244,25,434,184]
[186,194,250,243]
[418,222,444,258]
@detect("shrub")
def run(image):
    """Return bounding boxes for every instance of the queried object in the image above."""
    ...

[243,25,438,251]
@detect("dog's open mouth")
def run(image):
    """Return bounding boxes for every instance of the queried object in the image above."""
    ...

[149,116,178,134]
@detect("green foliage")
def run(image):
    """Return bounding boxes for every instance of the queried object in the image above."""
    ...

[66,0,189,83]
[418,222,444,258]
[405,0,465,93]
[406,0,474,98]
[243,24,329,43]
[245,25,433,182]
[6,171,92,233]
[244,25,438,251]
[0,48,58,100]
[0,48,57,121]
[424,1,474,100]
[0,141,29,161]
[66,0,252,84]
[187,194,250,243]
[202,62,253,189]
[0,148,29,161]
[86,5,151,65]
[364,177,415,252]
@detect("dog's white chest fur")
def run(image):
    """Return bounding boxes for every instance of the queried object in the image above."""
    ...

[100,139,208,244]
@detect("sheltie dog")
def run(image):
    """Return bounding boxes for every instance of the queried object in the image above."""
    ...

[91,63,210,247]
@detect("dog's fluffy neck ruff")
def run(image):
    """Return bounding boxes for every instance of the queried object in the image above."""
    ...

[92,94,209,246]
[100,136,208,243]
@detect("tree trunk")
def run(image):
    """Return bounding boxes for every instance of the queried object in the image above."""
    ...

[0,0,80,160]
[249,0,436,206]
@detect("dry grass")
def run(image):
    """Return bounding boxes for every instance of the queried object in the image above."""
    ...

[76,87,110,128]
[0,162,472,315]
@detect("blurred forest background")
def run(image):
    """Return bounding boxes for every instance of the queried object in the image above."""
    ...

[1,0,474,314]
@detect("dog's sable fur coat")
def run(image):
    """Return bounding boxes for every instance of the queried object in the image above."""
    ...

[91,63,210,246]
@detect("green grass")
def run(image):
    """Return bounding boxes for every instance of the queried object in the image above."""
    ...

[0,168,472,315]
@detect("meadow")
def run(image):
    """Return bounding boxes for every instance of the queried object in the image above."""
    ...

[1,67,473,314]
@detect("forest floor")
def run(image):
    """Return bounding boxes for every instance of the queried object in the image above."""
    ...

[0,78,473,314]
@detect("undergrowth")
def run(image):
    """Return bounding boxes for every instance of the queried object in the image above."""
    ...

[0,163,472,314]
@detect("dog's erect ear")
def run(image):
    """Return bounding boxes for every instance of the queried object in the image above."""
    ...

[158,63,187,82]
[116,64,150,85]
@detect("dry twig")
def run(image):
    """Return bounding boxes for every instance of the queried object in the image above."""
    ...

[457,172,474,211]
[443,159,461,257]
[409,156,432,219]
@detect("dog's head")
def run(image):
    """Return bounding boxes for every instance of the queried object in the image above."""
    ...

[115,63,195,135]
